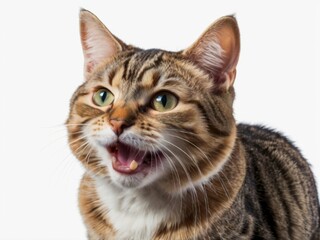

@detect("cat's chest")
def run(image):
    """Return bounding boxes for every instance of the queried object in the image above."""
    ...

[95,179,174,240]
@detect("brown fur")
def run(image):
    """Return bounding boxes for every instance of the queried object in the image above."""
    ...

[67,9,320,239]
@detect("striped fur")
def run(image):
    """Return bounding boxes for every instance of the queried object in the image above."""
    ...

[67,9,319,239]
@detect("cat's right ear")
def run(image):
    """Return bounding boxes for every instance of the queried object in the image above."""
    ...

[80,9,126,79]
[183,16,240,93]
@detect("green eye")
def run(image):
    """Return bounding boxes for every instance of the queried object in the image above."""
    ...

[93,88,114,107]
[152,92,178,112]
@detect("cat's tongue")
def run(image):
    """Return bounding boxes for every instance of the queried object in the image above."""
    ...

[117,143,145,166]
[110,142,146,174]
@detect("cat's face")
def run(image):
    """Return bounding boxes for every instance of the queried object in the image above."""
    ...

[67,10,240,190]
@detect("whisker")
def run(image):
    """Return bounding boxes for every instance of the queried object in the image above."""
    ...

[157,141,193,187]
[172,135,232,203]
[163,134,214,226]
[156,141,201,230]
[165,133,213,168]
[165,128,198,136]
[84,145,95,165]
[161,150,182,192]
[217,171,231,201]
[45,123,89,129]
[161,138,203,178]
[68,133,92,147]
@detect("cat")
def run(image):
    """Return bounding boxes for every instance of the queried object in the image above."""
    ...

[67,9,320,240]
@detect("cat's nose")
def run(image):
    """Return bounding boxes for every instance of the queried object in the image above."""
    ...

[109,102,137,136]
[109,119,131,136]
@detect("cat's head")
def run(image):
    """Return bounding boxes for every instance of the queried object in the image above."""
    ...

[67,9,240,191]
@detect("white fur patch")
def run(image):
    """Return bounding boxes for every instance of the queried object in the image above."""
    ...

[94,177,179,240]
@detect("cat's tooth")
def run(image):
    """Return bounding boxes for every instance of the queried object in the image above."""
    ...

[129,160,138,170]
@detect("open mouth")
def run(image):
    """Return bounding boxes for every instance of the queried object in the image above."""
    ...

[107,142,162,175]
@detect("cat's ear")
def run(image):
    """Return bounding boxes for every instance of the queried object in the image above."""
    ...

[80,9,127,78]
[183,16,240,92]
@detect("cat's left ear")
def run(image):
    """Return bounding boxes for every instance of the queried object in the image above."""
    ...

[183,16,240,92]
[79,9,127,79]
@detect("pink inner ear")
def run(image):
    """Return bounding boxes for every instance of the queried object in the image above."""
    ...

[80,10,127,78]
[183,16,240,92]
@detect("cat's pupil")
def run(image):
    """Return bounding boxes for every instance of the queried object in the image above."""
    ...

[100,91,107,102]
[156,95,167,107]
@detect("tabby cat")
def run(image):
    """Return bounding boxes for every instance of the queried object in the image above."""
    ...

[67,9,320,239]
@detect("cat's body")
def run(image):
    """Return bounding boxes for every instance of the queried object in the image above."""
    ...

[67,10,319,239]
[77,125,319,240]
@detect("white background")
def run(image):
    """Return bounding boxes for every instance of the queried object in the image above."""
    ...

[1,1,319,239]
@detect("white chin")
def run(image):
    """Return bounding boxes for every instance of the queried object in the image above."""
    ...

[109,165,167,189]
[110,172,145,188]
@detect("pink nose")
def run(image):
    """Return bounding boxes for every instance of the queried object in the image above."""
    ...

[110,119,129,136]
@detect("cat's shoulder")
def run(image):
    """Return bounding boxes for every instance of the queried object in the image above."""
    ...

[236,123,301,154]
